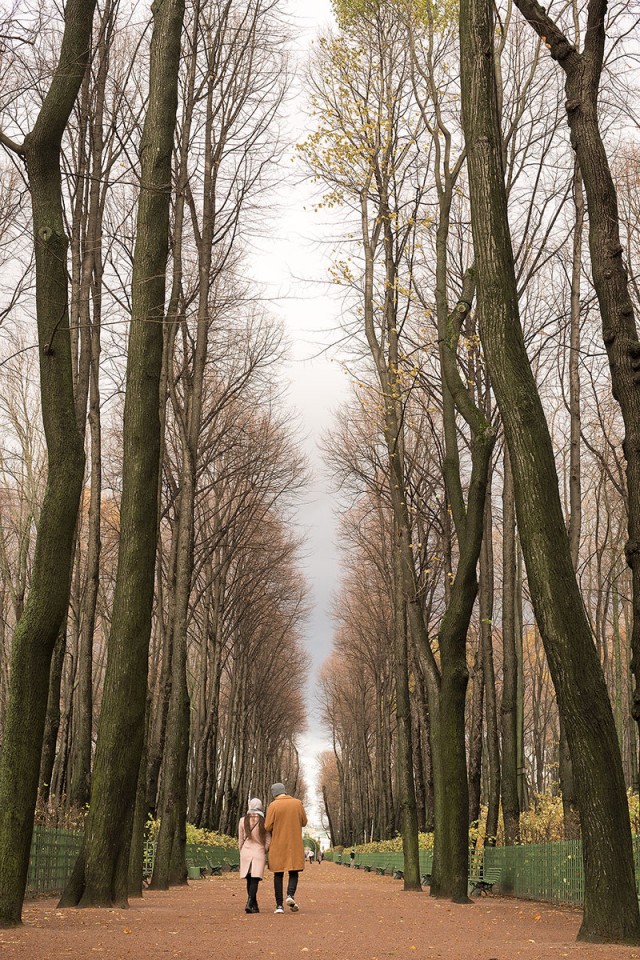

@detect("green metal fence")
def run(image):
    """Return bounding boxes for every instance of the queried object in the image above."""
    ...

[25,828,240,897]
[328,838,640,906]
[143,837,155,879]
[484,836,640,905]
[26,825,83,896]
[483,841,584,905]
[25,828,640,906]
[329,850,433,876]
[336,844,584,903]
[185,842,239,878]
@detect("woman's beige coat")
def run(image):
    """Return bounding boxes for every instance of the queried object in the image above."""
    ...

[264,794,308,872]
[238,814,271,879]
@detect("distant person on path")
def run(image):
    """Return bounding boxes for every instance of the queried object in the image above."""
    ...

[238,797,271,914]
[317,849,322,864]
[264,782,307,914]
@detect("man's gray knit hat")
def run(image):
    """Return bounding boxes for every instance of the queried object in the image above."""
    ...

[271,782,286,797]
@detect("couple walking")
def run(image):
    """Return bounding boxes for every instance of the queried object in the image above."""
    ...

[238,782,308,915]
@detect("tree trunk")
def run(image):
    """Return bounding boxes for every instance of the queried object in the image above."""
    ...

[410,670,427,835]
[322,785,336,848]
[500,451,520,842]
[392,531,421,891]
[0,0,94,926]
[480,491,500,847]
[432,279,495,901]
[38,631,66,803]
[67,17,109,806]
[515,542,528,810]
[558,157,585,840]
[145,536,177,816]
[433,425,493,900]
[128,696,150,898]
[512,0,640,820]
[467,642,484,827]
[68,312,101,810]
[60,0,185,909]
[459,0,640,941]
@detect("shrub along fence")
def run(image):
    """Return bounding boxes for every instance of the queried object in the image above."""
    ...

[328,837,640,906]
[25,826,239,897]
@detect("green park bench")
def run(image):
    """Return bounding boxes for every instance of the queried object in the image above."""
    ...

[469,866,501,895]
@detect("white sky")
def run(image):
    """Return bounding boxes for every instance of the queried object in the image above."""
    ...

[251,0,347,821]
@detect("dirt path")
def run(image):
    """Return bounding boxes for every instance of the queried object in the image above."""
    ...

[2,862,640,960]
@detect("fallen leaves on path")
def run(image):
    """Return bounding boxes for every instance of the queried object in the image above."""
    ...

[2,864,640,960]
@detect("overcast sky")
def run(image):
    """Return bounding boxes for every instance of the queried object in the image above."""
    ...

[251,0,348,820]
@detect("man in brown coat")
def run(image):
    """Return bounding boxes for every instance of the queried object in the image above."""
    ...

[264,782,308,914]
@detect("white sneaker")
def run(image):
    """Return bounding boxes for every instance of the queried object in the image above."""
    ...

[286,895,299,912]
[274,905,284,914]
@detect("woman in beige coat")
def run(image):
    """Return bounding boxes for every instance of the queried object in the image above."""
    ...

[238,798,271,913]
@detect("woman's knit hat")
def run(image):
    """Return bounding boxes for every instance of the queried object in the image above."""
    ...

[247,797,264,817]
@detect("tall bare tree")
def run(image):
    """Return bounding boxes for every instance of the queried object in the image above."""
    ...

[0,0,96,926]
[512,0,640,761]
[459,0,640,941]
[60,0,185,909]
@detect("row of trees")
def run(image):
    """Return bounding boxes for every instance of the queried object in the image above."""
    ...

[308,0,640,943]
[0,0,307,923]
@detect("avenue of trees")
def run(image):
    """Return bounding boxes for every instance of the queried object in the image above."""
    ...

[0,0,639,948]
